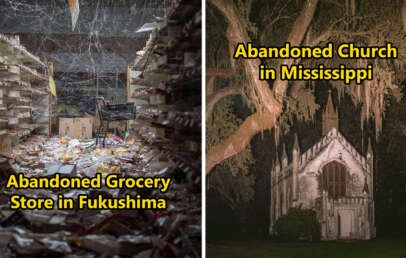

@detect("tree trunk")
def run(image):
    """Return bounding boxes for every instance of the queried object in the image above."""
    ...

[207,110,276,173]
[272,0,320,97]
[206,0,319,174]
[209,0,282,117]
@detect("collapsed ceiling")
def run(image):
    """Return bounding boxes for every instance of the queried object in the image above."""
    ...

[0,0,165,77]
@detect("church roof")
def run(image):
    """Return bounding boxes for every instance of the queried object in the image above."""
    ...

[272,91,372,175]
[300,128,369,171]
[322,89,339,135]
[275,127,371,174]
[324,90,336,117]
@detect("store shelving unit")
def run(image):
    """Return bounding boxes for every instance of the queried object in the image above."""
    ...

[127,0,201,175]
[0,34,49,151]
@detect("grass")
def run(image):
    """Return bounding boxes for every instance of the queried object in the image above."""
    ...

[206,238,406,258]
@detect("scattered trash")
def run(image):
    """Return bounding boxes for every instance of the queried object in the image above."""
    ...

[45,164,77,177]
[0,0,201,256]
[0,133,201,256]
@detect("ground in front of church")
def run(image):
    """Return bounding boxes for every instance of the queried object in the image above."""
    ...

[207,238,406,258]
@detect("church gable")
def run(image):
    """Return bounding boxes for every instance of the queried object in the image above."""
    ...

[300,128,369,180]
[295,128,369,205]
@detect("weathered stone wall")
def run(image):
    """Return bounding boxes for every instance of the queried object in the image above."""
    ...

[269,128,375,240]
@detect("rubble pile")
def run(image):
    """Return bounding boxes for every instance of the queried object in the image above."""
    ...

[0,135,201,257]
[0,0,202,256]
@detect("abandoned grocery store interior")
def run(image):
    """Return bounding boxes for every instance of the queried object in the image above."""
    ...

[0,0,201,256]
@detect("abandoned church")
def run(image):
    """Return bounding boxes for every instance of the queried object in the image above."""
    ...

[269,90,376,240]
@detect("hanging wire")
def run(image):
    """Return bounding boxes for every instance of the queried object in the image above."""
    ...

[0,0,165,105]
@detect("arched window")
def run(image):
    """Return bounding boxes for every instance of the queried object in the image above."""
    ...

[322,161,347,199]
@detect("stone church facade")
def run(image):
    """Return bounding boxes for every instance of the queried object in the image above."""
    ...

[269,90,376,240]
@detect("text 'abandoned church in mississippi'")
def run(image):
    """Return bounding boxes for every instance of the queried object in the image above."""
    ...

[269,90,376,240]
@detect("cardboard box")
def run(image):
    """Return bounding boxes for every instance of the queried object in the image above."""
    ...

[45,164,76,177]
[59,118,74,137]
[77,117,92,138]
[59,117,93,138]
[85,113,126,135]
[0,135,11,154]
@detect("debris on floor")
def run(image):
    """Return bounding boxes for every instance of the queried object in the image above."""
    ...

[0,0,202,256]
[0,134,201,257]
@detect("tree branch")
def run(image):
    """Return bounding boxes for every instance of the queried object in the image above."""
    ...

[273,0,320,97]
[289,80,306,99]
[260,0,293,44]
[340,22,390,37]
[206,0,319,174]
[321,0,345,8]
[206,76,216,96]
[310,30,332,46]
[209,0,282,116]
[206,68,236,78]
[207,85,242,120]
[207,110,276,174]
